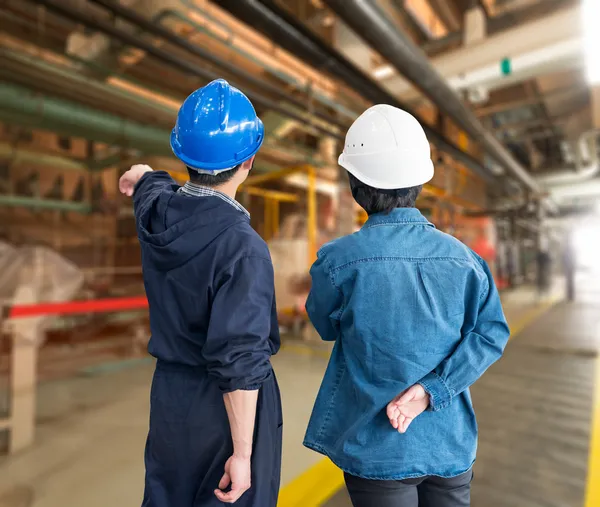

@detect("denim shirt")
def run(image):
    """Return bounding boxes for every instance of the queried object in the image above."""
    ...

[303,208,510,480]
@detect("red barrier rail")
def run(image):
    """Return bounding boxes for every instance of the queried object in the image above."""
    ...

[8,296,148,319]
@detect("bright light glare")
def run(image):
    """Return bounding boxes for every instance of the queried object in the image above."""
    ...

[583,0,600,84]
[372,65,394,80]
[572,224,600,272]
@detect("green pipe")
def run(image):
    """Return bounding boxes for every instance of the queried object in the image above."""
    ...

[0,82,171,156]
[1,49,177,122]
[0,195,92,213]
[0,142,87,171]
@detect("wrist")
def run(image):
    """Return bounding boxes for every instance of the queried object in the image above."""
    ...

[233,450,252,460]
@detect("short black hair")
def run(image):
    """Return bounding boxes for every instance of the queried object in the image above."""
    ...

[186,164,240,187]
[348,172,422,215]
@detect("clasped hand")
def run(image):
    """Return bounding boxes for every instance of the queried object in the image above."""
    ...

[386,384,431,433]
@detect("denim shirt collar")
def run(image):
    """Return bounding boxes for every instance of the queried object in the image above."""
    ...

[363,208,435,229]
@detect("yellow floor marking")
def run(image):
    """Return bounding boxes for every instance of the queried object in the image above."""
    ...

[508,298,559,340]
[278,297,560,506]
[278,457,344,507]
[585,358,600,507]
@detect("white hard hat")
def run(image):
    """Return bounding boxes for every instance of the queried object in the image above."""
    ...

[338,104,434,190]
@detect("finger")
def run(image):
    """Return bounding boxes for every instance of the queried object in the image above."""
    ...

[126,187,134,197]
[218,471,231,490]
[215,485,247,504]
[397,414,406,433]
[400,416,414,433]
[387,403,399,423]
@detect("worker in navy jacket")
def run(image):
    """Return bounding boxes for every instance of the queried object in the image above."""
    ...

[119,79,282,506]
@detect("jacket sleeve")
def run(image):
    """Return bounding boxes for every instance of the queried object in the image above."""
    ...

[133,171,175,214]
[419,258,510,411]
[306,251,342,341]
[204,256,275,393]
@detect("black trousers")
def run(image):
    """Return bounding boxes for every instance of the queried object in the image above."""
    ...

[344,470,473,507]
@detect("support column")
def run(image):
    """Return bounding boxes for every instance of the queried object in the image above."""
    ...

[7,286,40,453]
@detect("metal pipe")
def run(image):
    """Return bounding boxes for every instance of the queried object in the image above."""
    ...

[0,195,92,213]
[0,142,87,171]
[210,0,496,184]
[158,7,357,120]
[28,0,343,142]
[86,0,348,130]
[0,82,171,155]
[322,0,540,194]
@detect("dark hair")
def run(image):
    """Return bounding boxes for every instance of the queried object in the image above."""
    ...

[186,165,240,187]
[348,172,422,215]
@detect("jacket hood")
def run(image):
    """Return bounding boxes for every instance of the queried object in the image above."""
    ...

[136,187,248,271]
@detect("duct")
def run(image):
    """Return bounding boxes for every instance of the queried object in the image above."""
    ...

[536,131,599,187]
[210,0,497,185]
[0,82,171,155]
[87,0,348,130]
[29,0,343,142]
[322,0,540,195]
[382,4,582,99]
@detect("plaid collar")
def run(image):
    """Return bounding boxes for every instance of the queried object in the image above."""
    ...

[178,182,250,219]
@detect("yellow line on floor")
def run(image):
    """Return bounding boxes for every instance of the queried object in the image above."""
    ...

[278,458,344,507]
[584,358,600,507]
[508,298,559,340]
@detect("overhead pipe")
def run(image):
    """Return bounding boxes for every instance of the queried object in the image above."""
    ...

[86,0,348,130]
[29,0,343,142]
[0,195,92,213]
[1,48,177,127]
[160,5,357,121]
[210,0,496,185]
[322,0,541,195]
[0,82,171,155]
[0,142,88,171]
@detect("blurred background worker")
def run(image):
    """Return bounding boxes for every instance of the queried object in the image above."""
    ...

[118,79,282,507]
[303,105,510,507]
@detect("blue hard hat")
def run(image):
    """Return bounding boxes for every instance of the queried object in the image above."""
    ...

[171,79,264,173]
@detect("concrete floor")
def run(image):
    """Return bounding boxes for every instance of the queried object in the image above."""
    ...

[0,278,597,507]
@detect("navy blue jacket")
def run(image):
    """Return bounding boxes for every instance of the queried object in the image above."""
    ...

[135,171,282,507]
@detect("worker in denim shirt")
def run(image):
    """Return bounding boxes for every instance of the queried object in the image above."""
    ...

[304,105,510,507]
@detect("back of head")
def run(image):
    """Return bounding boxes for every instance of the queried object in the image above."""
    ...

[171,79,263,185]
[339,104,434,214]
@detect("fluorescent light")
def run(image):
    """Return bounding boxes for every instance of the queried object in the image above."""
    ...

[583,0,600,84]
[372,64,394,80]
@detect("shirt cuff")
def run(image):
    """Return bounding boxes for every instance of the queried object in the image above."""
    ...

[419,371,453,411]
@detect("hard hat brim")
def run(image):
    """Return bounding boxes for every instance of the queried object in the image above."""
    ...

[170,122,264,172]
[339,152,434,190]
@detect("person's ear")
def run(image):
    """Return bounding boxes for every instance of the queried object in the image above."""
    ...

[241,156,255,173]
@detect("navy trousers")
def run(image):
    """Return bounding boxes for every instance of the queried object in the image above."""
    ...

[142,362,282,507]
